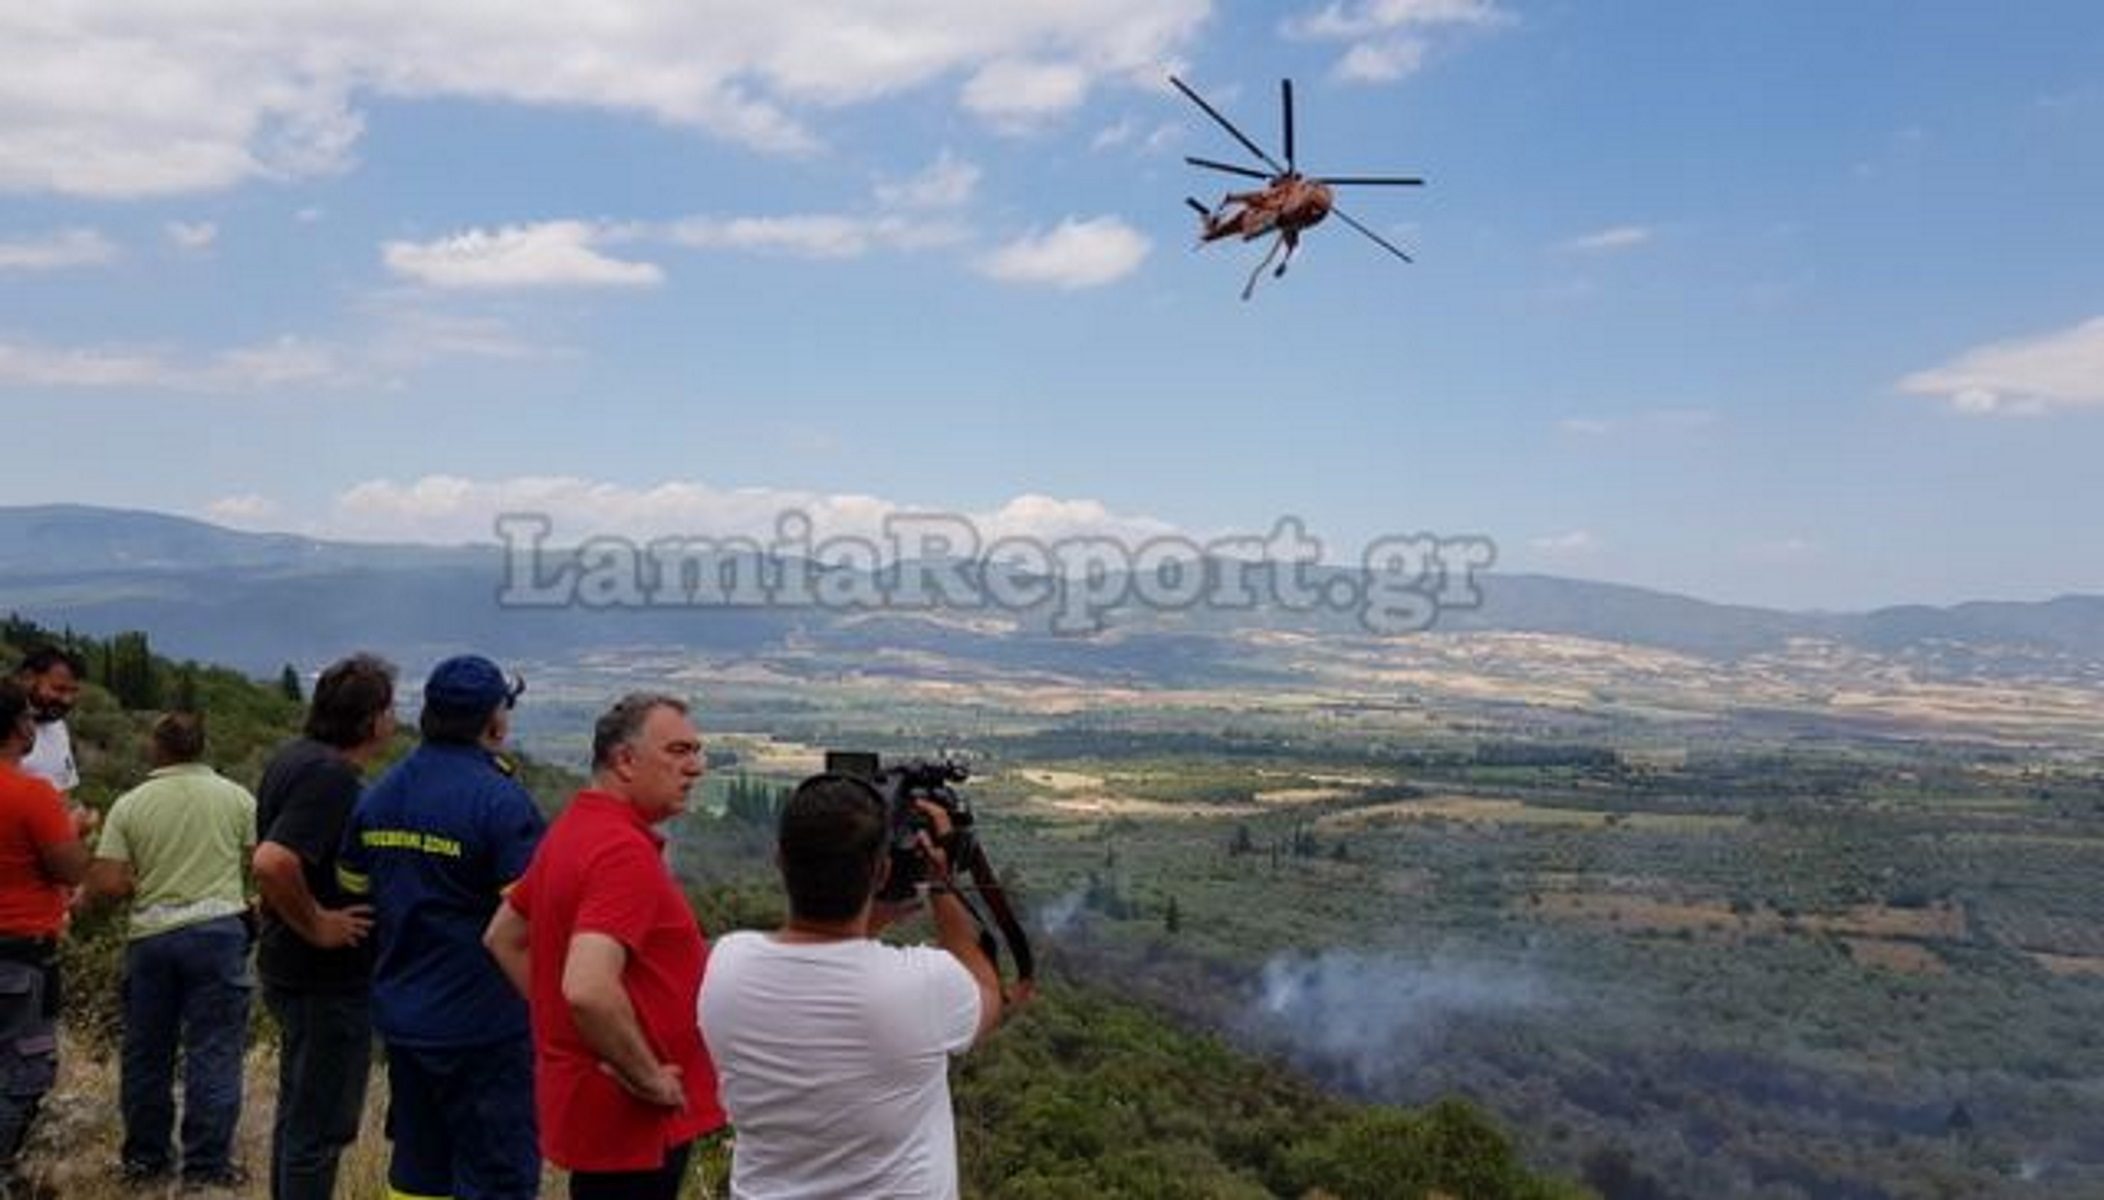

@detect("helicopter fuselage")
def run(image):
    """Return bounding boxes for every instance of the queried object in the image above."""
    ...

[1203,174,1334,242]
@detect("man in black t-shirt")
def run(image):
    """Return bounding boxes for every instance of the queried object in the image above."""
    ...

[252,653,396,1200]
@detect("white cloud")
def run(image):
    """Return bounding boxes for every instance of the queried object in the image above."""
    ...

[636,153,978,262]
[976,217,1150,289]
[1091,117,1182,154]
[1530,529,1600,555]
[166,221,218,251]
[962,59,1092,130]
[0,1,1209,198]
[325,474,1180,547]
[1284,0,1511,84]
[383,222,663,290]
[873,152,981,210]
[0,305,555,394]
[1091,119,1137,150]
[1899,315,2104,417]
[0,335,343,391]
[0,342,167,388]
[204,494,280,525]
[0,227,118,270]
[1142,122,1183,153]
[977,494,1179,544]
[660,214,968,259]
[210,337,344,387]
[1560,225,1652,254]
[1336,39,1429,84]
[382,196,975,280]
[1286,0,1505,39]
[364,307,550,366]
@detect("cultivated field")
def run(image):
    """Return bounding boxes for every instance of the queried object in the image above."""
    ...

[582,629,2104,1199]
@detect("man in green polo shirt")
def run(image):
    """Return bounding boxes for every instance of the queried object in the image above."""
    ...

[87,712,257,1189]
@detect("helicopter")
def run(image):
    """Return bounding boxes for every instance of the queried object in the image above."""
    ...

[1170,75,1425,299]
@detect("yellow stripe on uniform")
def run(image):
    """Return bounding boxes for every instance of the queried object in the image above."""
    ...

[360,828,464,857]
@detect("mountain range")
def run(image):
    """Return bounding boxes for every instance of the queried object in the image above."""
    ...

[4,504,2101,679]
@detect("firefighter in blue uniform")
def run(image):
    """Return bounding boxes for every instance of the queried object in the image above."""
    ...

[339,655,546,1200]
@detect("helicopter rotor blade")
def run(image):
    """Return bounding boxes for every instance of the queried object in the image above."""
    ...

[1169,75,1286,176]
[1185,197,1212,217]
[1331,206,1414,264]
[1185,156,1274,181]
[1282,79,1296,174]
[1318,175,1426,186]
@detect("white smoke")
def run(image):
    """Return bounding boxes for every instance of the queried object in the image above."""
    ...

[1036,888,1088,937]
[1249,948,1552,1092]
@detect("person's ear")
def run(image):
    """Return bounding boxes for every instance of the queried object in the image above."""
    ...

[871,849,893,898]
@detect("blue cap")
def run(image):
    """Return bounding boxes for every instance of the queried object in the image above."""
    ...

[424,655,524,718]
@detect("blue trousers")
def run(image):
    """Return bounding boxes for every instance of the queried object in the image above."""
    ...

[263,984,371,1200]
[383,1038,538,1200]
[120,917,253,1178]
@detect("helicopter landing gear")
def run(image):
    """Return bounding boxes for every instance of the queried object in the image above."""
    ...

[1242,235,1284,301]
[1240,231,1303,300]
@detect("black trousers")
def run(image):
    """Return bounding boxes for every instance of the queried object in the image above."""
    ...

[0,943,58,1174]
[569,1140,693,1200]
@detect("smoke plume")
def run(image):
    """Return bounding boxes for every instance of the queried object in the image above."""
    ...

[1246,947,1552,1094]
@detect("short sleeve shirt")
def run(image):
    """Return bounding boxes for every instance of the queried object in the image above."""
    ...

[95,763,255,940]
[507,790,724,1170]
[0,763,76,936]
[255,737,372,992]
[700,933,982,1199]
[21,719,76,793]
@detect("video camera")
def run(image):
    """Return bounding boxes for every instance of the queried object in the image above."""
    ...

[824,751,973,902]
[825,750,1034,985]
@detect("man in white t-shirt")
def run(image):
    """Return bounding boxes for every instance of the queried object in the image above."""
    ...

[14,646,83,794]
[698,773,1006,1200]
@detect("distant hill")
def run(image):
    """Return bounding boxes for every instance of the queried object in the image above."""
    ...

[3,504,2100,675]
[0,503,478,577]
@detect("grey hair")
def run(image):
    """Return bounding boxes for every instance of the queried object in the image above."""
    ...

[590,692,690,770]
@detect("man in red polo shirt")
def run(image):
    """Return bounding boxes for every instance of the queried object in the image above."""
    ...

[484,693,723,1200]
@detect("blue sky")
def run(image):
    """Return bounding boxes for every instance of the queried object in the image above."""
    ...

[2,1,2100,610]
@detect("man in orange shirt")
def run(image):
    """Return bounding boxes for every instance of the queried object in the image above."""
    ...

[0,677,89,1193]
